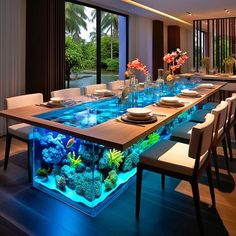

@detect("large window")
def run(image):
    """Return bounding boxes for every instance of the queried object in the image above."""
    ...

[65,1,128,88]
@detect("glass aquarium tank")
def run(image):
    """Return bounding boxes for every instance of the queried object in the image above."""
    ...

[32,79,197,216]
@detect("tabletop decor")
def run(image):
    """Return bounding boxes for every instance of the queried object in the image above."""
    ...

[163,49,188,93]
[223,56,236,75]
[201,57,210,74]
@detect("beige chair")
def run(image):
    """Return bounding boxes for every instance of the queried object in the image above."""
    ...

[108,79,130,90]
[83,84,107,96]
[51,88,81,99]
[171,101,229,186]
[136,113,215,234]
[4,93,44,181]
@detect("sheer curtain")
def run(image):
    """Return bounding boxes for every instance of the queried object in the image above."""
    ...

[0,0,26,136]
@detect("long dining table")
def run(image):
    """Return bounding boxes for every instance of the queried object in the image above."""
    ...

[0,81,226,217]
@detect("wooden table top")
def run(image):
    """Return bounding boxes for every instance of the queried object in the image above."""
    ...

[178,73,236,82]
[0,82,226,150]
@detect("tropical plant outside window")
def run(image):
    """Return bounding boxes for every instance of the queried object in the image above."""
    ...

[65,2,127,88]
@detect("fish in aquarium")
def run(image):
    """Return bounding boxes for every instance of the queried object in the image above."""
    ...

[66,137,76,148]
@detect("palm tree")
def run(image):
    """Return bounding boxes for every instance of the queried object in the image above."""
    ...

[101,13,119,59]
[65,2,88,41]
[90,10,119,59]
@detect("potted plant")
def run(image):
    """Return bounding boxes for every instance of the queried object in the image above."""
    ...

[223,56,236,75]
[200,57,210,74]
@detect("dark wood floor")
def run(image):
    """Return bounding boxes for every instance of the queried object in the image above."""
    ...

[0,136,235,236]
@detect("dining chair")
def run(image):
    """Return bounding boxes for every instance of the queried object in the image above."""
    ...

[51,88,81,99]
[136,113,215,234]
[108,79,130,90]
[4,93,44,182]
[170,101,229,186]
[83,84,107,96]
[189,94,236,160]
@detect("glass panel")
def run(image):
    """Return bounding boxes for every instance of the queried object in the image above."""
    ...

[101,11,127,86]
[65,2,97,88]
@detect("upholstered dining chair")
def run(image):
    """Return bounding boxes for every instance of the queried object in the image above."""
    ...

[4,93,44,182]
[108,79,130,90]
[51,88,81,99]
[170,101,229,187]
[83,84,107,96]
[136,113,215,234]
[190,94,236,160]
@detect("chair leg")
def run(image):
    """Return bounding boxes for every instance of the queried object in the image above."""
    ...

[212,148,220,188]
[226,130,233,160]
[161,174,165,190]
[234,123,236,141]
[27,141,33,183]
[136,163,143,220]
[191,181,204,235]
[4,133,12,170]
[206,163,216,207]
[222,137,230,174]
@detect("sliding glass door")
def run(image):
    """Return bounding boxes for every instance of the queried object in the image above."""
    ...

[65,1,128,88]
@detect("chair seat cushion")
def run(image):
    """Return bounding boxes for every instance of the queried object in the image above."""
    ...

[140,140,207,176]
[190,110,209,123]
[170,121,198,144]
[202,102,218,111]
[8,123,33,140]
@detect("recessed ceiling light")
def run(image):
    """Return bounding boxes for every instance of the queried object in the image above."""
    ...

[122,0,192,26]
[224,8,230,14]
[186,12,192,16]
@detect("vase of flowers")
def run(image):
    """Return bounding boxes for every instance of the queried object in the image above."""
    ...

[163,48,188,94]
[201,57,210,74]
[223,56,236,75]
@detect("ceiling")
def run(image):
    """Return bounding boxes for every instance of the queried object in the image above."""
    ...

[86,0,236,27]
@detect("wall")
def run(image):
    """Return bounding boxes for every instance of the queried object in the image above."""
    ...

[0,0,26,136]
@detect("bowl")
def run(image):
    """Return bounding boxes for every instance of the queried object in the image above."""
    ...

[181,89,199,95]
[160,97,179,104]
[197,83,214,88]
[127,108,152,117]
[50,97,64,103]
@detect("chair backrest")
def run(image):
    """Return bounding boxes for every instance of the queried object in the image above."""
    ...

[5,93,44,109]
[226,95,236,126]
[211,101,228,140]
[51,88,81,99]
[189,113,215,160]
[108,80,125,90]
[84,84,107,95]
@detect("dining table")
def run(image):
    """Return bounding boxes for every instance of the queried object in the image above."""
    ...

[0,81,226,217]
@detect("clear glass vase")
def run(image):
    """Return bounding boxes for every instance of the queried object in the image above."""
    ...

[225,64,233,75]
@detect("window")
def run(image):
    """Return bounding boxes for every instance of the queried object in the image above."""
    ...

[65,1,128,88]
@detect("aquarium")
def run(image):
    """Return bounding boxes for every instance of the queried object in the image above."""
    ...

[35,80,194,129]
[32,105,197,217]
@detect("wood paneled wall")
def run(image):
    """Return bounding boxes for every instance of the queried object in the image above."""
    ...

[26,0,65,101]
[193,17,236,72]
[168,25,180,52]
[152,20,164,80]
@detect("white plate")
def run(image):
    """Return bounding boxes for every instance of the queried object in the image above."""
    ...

[94,89,112,94]
[127,108,152,117]
[50,97,64,103]
[181,89,199,95]
[160,97,179,104]
[197,83,214,88]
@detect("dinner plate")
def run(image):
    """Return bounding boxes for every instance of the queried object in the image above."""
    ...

[181,89,199,96]
[160,97,179,104]
[50,97,64,103]
[127,108,152,117]
[157,101,185,108]
[121,114,157,124]
[94,89,112,94]
[197,83,214,89]
[127,113,152,121]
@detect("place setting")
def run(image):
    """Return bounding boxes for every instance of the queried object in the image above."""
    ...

[195,83,215,90]
[118,107,158,125]
[93,89,115,97]
[155,97,185,108]
[177,89,201,98]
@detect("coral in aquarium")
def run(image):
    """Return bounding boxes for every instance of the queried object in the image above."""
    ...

[67,151,82,168]
[106,149,124,169]
[104,170,118,190]
[147,133,160,146]
[122,151,140,172]
[35,131,66,164]
[55,175,66,191]
[61,165,76,189]
[37,168,48,177]
[75,168,102,201]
